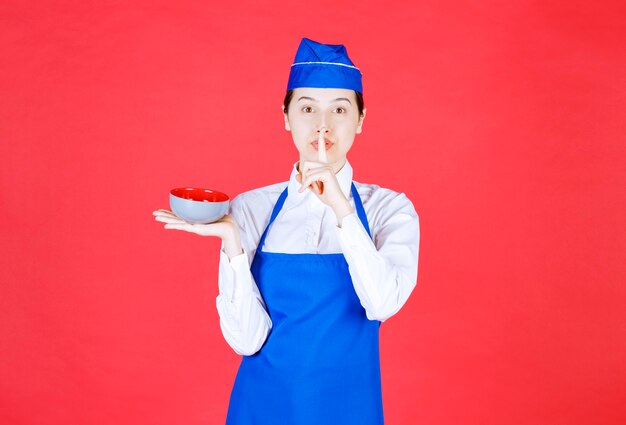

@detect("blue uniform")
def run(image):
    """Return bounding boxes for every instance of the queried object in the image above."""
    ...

[226,183,384,424]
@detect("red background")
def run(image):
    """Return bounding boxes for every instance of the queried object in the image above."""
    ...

[1,1,625,424]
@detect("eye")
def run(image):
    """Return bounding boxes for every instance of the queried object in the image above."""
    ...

[302,106,314,113]
[335,107,346,114]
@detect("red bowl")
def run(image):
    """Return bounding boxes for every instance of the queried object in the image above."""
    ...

[170,187,229,202]
[169,187,230,224]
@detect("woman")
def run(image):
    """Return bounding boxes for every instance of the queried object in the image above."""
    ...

[153,37,420,424]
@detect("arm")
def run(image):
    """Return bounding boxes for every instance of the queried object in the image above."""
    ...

[335,191,420,322]
[153,196,272,355]
[214,196,272,356]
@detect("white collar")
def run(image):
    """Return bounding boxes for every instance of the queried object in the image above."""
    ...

[285,159,354,209]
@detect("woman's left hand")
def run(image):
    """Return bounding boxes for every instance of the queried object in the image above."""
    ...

[296,160,355,222]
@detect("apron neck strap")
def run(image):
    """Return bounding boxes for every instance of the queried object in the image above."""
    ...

[351,182,372,238]
[257,182,371,252]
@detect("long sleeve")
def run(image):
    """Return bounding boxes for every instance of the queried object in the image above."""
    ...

[213,160,419,349]
[215,197,272,356]
[336,191,420,322]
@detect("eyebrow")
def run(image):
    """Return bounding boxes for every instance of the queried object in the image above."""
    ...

[297,96,352,104]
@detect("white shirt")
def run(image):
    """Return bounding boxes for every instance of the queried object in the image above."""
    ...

[216,160,420,356]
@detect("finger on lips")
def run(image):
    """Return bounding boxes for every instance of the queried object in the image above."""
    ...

[318,129,327,163]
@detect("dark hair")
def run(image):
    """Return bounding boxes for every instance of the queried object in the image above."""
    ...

[283,90,365,116]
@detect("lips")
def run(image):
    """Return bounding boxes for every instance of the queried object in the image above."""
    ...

[312,139,334,150]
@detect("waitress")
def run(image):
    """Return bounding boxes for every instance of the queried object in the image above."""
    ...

[153,37,420,424]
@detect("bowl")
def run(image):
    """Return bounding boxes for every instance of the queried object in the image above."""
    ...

[169,187,230,224]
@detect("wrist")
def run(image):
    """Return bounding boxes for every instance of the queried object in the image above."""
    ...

[334,198,355,227]
[223,228,243,260]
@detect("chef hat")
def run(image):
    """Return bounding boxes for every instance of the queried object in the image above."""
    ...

[287,37,363,93]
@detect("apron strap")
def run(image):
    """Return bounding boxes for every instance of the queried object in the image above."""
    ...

[351,182,371,238]
[257,182,371,252]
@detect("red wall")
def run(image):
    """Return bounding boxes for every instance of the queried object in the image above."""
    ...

[1,1,625,424]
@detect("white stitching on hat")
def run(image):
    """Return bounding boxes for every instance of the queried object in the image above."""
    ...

[291,61,361,72]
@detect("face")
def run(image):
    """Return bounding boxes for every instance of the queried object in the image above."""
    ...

[282,87,366,173]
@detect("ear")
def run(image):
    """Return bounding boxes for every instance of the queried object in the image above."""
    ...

[282,105,291,131]
[355,108,367,134]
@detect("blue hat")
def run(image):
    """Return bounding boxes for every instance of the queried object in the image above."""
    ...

[287,38,363,93]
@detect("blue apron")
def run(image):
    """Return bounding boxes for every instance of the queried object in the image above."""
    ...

[225,183,384,425]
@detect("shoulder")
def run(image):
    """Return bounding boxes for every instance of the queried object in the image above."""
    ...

[227,181,288,257]
[353,180,419,233]
[228,181,288,231]
[231,181,288,211]
[354,181,417,214]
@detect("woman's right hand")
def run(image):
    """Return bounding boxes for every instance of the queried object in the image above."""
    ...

[152,209,243,258]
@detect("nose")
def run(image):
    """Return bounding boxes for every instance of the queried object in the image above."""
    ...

[317,112,331,134]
